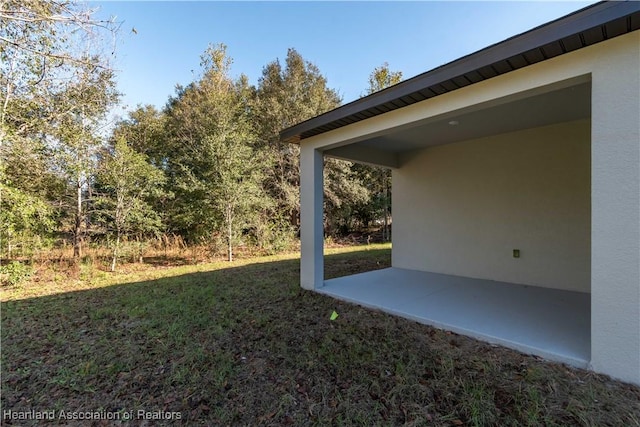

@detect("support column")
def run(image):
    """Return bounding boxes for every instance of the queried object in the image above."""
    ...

[591,32,640,385]
[300,145,324,290]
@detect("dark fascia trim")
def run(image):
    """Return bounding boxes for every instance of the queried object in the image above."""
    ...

[280,1,639,144]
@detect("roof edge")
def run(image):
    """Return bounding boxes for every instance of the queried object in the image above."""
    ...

[281,1,639,144]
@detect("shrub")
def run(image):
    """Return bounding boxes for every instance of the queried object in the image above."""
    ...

[0,261,34,286]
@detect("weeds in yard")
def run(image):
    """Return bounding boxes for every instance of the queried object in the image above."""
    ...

[0,261,33,286]
[2,244,640,426]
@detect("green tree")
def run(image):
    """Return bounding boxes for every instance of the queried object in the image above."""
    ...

[111,105,167,169]
[1,0,118,142]
[95,137,165,271]
[367,62,403,94]
[324,158,370,235]
[0,168,55,258]
[254,48,342,229]
[163,44,266,261]
[110,105,171,236]
[1,0,120,257]
[0,134,63,258]
[354,62,403,240]
[51,61,119,258]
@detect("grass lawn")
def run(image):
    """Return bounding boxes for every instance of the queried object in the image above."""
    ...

[2,244,639,426]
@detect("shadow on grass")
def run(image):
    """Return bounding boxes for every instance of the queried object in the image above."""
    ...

[2,247,639,426]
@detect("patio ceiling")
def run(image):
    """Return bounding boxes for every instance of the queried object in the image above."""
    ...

[324,81,590,165]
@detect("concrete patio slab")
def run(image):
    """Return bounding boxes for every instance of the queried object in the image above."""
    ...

[320,267,590,368]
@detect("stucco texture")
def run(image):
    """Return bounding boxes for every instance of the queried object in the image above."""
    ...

[298,30,640,385]
[392,120,591,293]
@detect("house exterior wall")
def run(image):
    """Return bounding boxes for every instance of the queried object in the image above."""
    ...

[392,120,591,292]
[589,32,640,386]
[298,30,640,385]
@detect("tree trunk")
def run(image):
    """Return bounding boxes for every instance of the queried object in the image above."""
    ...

[111,232,119,272]
[383,209,388,242]
[73,180,82,258]
[227,215,233,263]
[137,236,143,264]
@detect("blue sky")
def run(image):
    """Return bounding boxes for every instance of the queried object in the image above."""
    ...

[93,1,596,115]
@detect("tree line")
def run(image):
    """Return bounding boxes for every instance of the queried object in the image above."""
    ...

[1,1,402,270]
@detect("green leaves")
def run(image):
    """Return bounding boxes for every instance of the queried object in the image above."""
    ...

[2,6,404,259]
[160,45,267,260]
[0,178,55,239]
[253,48,342,229]
[1,0,120,258]
[0,138,58,255]
[367,62,403,95]
[1,0,120,139]
[98,140,166,213]
[93,137,166,270]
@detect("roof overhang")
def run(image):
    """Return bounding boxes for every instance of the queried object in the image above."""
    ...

[280,1,639,145]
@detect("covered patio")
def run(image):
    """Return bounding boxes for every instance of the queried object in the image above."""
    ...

[281,2,639,385]
[320,268,590,367]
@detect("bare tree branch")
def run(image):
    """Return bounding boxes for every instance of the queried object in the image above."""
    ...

[0,36,111,70]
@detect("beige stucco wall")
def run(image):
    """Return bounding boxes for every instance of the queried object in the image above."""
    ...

[299,29,639,385]
[589,31,639,385]
[392,120,590,292]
